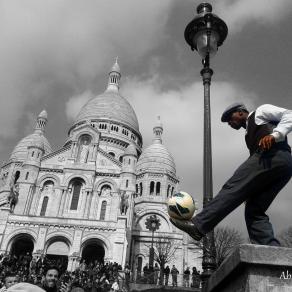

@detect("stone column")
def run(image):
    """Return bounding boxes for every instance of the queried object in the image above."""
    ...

[24,185,33,215]
[30,186,42,215]
[63,188,72,214]
[57,189,66,217]
[83,191,93,219]
[71,142,77,158]
[89,191,99,219]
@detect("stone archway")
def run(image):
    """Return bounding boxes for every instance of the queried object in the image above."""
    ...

[45,238,70,273]
[81,240,105,265]
[10,234,34,257]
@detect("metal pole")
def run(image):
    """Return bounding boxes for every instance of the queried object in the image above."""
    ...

[200,55,217,286]
[149,230,154,267]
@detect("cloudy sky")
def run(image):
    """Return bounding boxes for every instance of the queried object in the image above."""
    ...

[1,0,292,239]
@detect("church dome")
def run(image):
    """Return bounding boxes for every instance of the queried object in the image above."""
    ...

[136,142,176,175]
[136,117,176,175]
[74,60,139,133]
[10,133,52,162]
[9,110,52,162]
[75,91,139,133]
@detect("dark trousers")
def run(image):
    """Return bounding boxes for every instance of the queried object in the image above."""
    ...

[193,149,292,246]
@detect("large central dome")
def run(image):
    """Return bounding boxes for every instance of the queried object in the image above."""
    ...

[75,91,139,133]
[74,61,139,133]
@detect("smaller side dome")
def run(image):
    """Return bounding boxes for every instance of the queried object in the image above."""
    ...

[136,143,176,175]
[10,133,51,161]
[29,136,44,150]
[9,110,52,162]
[136,117,176,175]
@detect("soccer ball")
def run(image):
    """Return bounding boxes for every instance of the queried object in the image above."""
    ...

[167,191,197,220]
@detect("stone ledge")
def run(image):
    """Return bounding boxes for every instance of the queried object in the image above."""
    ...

[206,244,292,292]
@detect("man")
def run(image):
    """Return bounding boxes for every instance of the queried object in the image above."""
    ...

[170,265,179,287]
[0,273,19,291]
[183,267,190,287]
[164,265,170,286]
[41,266,69,292]
[171,103,292,246]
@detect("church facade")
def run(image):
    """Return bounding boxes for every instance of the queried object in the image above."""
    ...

[0,61,201,274]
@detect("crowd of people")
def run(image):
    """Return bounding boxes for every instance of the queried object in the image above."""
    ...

[0,252,201,291]
[0,252,128,292]
[140,263,201,288]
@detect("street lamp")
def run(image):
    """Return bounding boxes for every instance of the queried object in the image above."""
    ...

[145,215,161,267]
[184,2,228,283]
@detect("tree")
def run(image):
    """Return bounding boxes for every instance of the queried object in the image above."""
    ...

[146,235,180,284]
[278,226,292,247]
[194,226,244,267]
[214,226,244,266]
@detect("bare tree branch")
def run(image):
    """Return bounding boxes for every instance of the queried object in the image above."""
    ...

[193,226,244,267]
[278,226,292,247]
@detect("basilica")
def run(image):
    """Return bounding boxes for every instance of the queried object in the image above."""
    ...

[0,61,201,274]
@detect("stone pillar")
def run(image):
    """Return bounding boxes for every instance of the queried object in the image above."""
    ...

[89,191,99,219]
[67,254,80,272]
[206,244,292,292]
[57,189,66,217]
[34,227,47,253]
[92,144,98,161]
[84,191,93,218]
[30,186,41,215]
[24,185,34,215]
[0,207,10,251]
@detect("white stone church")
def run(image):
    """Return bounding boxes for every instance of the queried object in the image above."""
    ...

[0,61,201,274]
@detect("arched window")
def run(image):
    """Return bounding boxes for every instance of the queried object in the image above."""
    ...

[70,179,83,210]
[137,256,143,273]
[150,181,155,195]
[42,180,54,194]
[100,201,107,220]
[128,158,131,165]
[167,185,171,198]
[25,172,29,180]
[136,184,139,194]
[119,156,123,163]
[14,171,20,184]
[109,152,115,157]
[156,182,161,196]
[171,187,174,196]
[40,196,48,216]
[32,151,35,157]
[100,184,111,196]
[126,180,129,188]
[139,182,143,196]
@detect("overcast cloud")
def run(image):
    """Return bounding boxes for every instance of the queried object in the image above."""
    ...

[1,0,292,238]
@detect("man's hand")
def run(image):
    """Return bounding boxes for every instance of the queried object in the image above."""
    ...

[59,283,70,292]
[259,135,275,151]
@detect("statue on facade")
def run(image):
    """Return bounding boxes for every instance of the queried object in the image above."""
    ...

[8,182,19,213]
[101,185,111,196]
[79,139,90,163]
[120,191,129,215]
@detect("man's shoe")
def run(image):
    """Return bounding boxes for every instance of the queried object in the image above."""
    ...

[170,218,204,241]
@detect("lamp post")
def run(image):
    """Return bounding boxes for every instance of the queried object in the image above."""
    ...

[145,215,161,267]
[184,2,228,284]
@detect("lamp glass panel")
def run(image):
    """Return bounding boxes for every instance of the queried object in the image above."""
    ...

[193,30,219,58]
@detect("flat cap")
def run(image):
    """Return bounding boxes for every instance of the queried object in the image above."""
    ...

[221,102,247,122]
